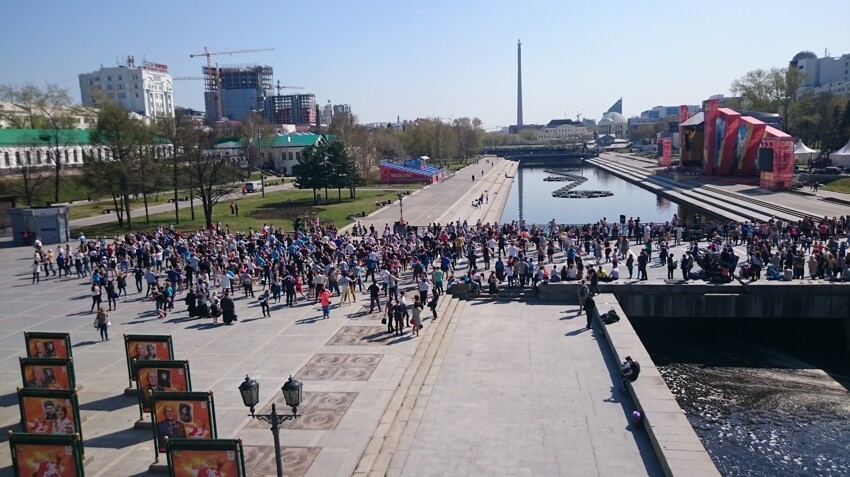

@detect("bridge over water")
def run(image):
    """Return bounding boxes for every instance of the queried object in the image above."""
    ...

[483,145,597,166]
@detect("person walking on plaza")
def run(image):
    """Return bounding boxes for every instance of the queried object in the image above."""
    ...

[625,252,635,279]
[258,290,271,317]
[31,259,40,284]
[577,280,589,315]
[95,307,109,341]
[221,290,236,325]
[667,253,677,279]
[584,295,596,330]
[411,295,424,337]
[637,250,648,281]
[368,280,382,313]
[319,286,332,319]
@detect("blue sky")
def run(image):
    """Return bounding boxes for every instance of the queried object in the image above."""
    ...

[1,0,848,129]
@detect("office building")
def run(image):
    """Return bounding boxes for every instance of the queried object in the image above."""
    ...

[79,56,174,118]
[790,51,850,97]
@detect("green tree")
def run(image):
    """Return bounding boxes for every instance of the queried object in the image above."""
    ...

[730,67,805,130]
[182,128,247,228]
[326,139,358,200]
[84,102,151,229]
[294,143,327,204]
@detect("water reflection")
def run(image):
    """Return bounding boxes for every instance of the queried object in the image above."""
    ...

[501,164,693,224]
[633,318,850,477]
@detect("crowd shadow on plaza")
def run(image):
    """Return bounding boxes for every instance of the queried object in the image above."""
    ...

[85,427,152,449]
[79,394,136,412]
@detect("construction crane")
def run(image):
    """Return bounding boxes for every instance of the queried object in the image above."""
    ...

[189,47,275,121]
[275,80,304,95]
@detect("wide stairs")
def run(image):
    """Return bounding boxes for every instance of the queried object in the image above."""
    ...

[352,294,467,476]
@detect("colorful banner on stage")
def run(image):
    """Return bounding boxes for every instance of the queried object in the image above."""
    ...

[20,358,75,391]
[702,98,718,174]
[9,432,84,477]
[24,332,72,360]
[151,392,217,454]
[166,438,247,477]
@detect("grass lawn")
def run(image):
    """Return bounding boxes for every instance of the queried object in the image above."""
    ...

[73,188,414,237]
[67,194,174,221]
[822,177,850,194]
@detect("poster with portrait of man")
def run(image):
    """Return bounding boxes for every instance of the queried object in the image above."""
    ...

[24,332,72,360]
[20,357,76,391]
[124,334,174,385]
[8,432,84,477]
[166,438,245,477]
[17,389,83,447]
[152,392,217,455]
[136,360,191,414]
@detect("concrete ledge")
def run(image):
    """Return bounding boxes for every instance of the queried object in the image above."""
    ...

[592,293,720,477]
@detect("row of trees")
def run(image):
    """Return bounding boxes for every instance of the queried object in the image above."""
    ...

[325,114,485,177]
[730,67,850,151]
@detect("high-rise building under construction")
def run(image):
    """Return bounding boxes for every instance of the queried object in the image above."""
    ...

[203,64,273,122]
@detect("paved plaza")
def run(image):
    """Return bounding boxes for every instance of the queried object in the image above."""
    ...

[0,158,674,476]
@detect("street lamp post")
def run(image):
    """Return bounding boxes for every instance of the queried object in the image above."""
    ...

[252,110,266,198]
[397,193,404,222]
[238,375,302,477]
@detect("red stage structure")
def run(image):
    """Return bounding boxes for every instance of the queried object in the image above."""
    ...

[679,99,794,190]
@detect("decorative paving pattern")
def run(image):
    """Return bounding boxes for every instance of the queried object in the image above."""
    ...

[245,391,358,430]
[326,325,394,346]
[294,353,383,382]
[244,445,321,477]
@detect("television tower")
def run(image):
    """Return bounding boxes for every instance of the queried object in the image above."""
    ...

[517,39,523,127]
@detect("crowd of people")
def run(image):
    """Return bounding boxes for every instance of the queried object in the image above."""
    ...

[23,209,850,341]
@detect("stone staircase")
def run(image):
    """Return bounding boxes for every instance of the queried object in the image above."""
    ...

[353,295,466,476]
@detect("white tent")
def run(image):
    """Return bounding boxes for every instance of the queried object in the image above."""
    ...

[830,139,850,167]
[793,139,818,162]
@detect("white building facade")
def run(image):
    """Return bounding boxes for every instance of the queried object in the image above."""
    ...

[537,119,591,141]
[79,57,174,118]
[790,51,850,97]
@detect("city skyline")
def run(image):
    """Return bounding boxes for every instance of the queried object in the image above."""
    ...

[1,0,848,129]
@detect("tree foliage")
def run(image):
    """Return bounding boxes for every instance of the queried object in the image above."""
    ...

[181,128,247,228]
[0,82,89,203]
[84,102,152,229]
[293,139,358,204]
[729,67,805,130]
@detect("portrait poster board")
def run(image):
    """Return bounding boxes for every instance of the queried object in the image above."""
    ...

[24,332,72,360]
[136,360,191,415]
[8,432,84,477]
[124,334,174,384]
[166,438,246,477]
[20,357,76,391]
[17,389,83,450]
[151,392,217,455]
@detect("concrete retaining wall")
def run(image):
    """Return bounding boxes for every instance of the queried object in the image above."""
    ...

[538,282,850,319]
[593,293,721,477]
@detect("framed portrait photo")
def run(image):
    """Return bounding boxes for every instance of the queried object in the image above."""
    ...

[151,391,217,455]
[24,332,72,360]
[20,358,76,391]
[17,389,83,447]
[124,334,174,384]
[9,432,83,477]
[136,360,191,414]
[166,438,245,477]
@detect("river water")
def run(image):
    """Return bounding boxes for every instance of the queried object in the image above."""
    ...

[632,318,850,477]
[500,164,695,225]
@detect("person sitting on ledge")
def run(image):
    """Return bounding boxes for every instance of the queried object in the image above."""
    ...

[610,266,620,280]
[549,266,560,283]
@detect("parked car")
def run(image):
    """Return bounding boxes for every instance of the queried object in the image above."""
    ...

[823,167,842,175]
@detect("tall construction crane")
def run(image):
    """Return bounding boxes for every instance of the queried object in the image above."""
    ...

[189,47,275,121]
[275,80,304,95]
